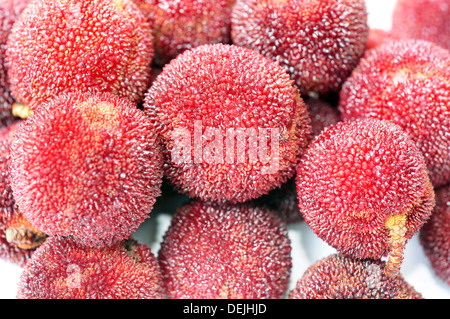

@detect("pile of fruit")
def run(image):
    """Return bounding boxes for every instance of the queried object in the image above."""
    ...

[0,0,448,299]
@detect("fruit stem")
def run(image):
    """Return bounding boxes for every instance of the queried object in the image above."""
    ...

[384,214,407,277]
[5,226,47,250]
[12,103,33,119]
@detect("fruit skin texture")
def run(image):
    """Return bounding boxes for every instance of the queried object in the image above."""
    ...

[137,0,235,66]
[340,40,450,187]
[6,0,154,111]
[420,184,450,286]
[255,98,340,224]
[392,0,450,51]
[145,43,312,203]
[0,0,30,127]
[9,92,164,248]
[158,200,292,299]
[339,40,450,188]
[288,254,423,299]
[296,119,435,273]
[0,121,46,267]
[17,237,166,299]
[231,0,369,95]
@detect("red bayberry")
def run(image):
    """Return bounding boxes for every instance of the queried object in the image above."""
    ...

[392,0,450,50]
[17,237,166,299]
[305,97,340,138]
[9,92,164,247]
[296,119,435,277]
[255,98,340,224]
[158,200,292,299]
[6,0,154,115]
[0,121,46,266]
[139,0,235,66]
[231,0,369,95]
[0,0,30,126]
[339,39,450,187]
[288,254,423,299]
[144,43,312,203]
[420,184,450,286]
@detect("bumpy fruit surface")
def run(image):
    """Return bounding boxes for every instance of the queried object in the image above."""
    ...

[288,254,423,299]
[231,0,369,95]
[420,184,450,286]
[137,0,235,66]
[0,0,29,126]
[17,237,166,299]
[6,0,154,113]
[296,119,435,277]
[339,40,450,187]
[158,200,292,299]
[145,43,312,203]
[9,92,164,247]
[256,98,340,223]
[0,121,46,266]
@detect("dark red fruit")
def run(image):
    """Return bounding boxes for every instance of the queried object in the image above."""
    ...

[145,43,312,203]
[231,0,369,95]
[0,0,30,126]
[420,184,450,286]
[288,254,423,299]
[392,0,450,50]
[9,92,164,247]
[0,121,46,266]
[255,98,339,224]
[17,237,166,299]
[305,98,340,138]
[138,0,235,66]
[158,200,292,299]
[6,0,154,115]
[296,119,435,277]
[339,39,450,187]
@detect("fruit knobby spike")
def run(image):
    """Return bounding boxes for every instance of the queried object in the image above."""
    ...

[17,237,166,299]
[420,184,450,286]
[158,199,292,299]
[145,43,312,203]
[296,119,435,277]
[339,39,450,187]
[135,0,236,66]
[9,91,164,248]
[288,254,423,299]
[0,0,30,127]
[231,0,369,95]
[6,0,154,114]
[0,121,46,266]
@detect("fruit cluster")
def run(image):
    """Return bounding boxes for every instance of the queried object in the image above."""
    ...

[0,0,448,299]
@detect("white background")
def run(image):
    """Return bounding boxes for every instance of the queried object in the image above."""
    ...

[1,0,449,299]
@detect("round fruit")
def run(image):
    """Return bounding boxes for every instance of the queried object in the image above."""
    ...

[288,254,423,299]
[339,39,450,187]
[9,92,164,247]
[231,0,369,95]
[6,0,154,115]
[158,199,292,299]
[17,237,166,299]
[145,43,312,203]
[420,184,450,286]
[296,119,435,277]
[392,0,450,50]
